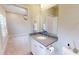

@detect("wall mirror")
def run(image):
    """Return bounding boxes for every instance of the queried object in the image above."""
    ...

[40,4,58,36]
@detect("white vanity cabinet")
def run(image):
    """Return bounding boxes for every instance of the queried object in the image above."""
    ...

[31,39,48,55]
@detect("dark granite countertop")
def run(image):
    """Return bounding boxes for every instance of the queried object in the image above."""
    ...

[30,32,58,47]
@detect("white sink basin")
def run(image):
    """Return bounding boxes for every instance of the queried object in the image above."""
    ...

[36,36,47,40]
[62,47,79,55]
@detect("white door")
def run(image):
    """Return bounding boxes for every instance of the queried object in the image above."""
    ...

[6,12,32,54]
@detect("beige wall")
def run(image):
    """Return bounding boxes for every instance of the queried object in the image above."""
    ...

[58,5,79,53]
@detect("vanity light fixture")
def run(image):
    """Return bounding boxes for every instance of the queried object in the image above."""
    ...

[40,4,56,11]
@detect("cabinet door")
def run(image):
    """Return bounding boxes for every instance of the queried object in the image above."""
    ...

[31,39,38,55]
[36,42,47,55]
[31,39,47,55]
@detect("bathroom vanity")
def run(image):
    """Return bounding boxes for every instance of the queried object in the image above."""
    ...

[30,5,58,55]
[30,33,58,55]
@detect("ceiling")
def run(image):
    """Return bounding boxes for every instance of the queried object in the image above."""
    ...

[1,4,56,15]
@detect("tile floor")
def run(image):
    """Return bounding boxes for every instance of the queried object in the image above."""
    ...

[4,37,32,55]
